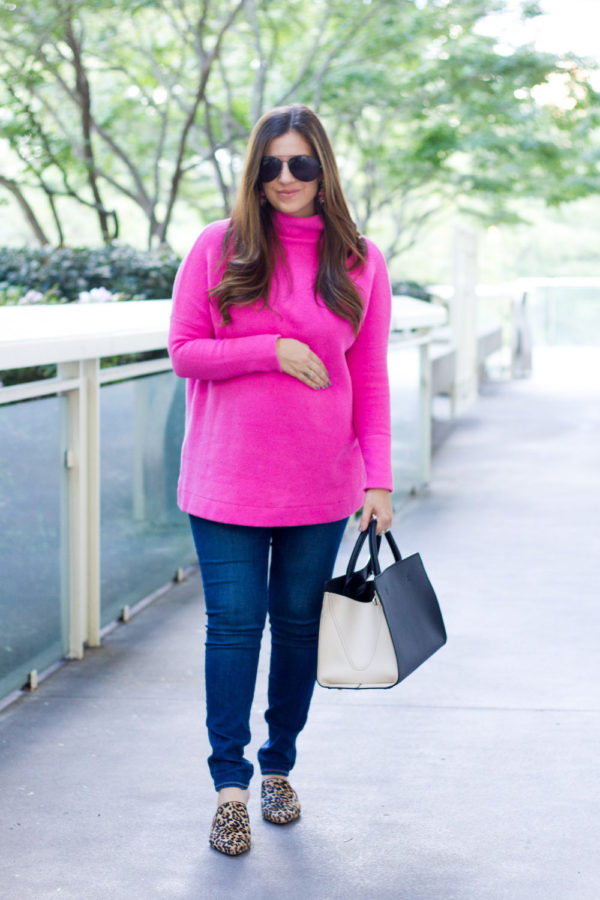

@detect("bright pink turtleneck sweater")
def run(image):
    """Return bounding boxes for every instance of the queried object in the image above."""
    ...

[168,210,392,526]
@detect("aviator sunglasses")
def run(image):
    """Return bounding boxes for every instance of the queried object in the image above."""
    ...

[259,154,322,183]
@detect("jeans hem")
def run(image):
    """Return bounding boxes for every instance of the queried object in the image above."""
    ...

[214,781,250,791]
[260,769,290,777]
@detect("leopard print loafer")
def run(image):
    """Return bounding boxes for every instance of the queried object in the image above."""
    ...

[261,776,301,824]
[209,801,251,856]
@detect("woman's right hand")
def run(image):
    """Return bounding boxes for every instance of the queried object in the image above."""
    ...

[276,338,331,389]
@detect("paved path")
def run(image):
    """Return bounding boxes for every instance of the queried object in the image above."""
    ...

[1,348,599,899]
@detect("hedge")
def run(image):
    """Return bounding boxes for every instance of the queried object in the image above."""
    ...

[0,243,180,305]
[0,243,180,386]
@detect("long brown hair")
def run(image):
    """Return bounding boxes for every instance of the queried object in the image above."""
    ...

[211,105,367,333]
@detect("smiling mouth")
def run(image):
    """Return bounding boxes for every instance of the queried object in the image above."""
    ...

[278,190,300,197]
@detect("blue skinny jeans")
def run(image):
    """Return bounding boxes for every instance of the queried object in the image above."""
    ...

[189,514,348,791]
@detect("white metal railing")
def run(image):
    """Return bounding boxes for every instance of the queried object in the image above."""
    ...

[0,297,445,682]
[1,301,172,662]
[389,295,447,485]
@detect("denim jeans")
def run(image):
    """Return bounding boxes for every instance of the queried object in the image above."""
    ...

[189,514,348,791]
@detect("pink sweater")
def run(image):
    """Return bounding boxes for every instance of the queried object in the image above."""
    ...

[168,210,392,526]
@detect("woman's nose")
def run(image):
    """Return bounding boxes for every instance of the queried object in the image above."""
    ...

[278,161,295,182]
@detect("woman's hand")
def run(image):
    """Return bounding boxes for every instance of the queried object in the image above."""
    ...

[276,338,331,390]
[359,489,393,535]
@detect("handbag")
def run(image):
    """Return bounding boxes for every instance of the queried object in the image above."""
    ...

[317,519,446,689]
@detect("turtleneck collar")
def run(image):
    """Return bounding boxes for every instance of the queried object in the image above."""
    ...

[272,209,324,242]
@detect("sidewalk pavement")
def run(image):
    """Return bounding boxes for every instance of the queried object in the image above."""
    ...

[1,347,599,900]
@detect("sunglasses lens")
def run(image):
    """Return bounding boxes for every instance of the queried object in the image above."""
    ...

[259,155,321,183]
[259,157,282,182]
[289,156,321,182]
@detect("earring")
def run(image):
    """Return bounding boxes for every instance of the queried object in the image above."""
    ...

[259,189,267,207]
[317,182,325,205]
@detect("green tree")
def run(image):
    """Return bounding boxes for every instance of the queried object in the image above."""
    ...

[0,0,249,245]
[315,1,600,257]
[0,0,598,257]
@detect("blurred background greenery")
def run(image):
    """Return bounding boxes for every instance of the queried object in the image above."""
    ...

[0,0,598,287]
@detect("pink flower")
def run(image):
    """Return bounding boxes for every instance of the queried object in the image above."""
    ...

[18,290,44,305]
[78,287,115,303]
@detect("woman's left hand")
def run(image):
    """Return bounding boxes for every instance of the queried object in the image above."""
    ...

[359,489,393,535]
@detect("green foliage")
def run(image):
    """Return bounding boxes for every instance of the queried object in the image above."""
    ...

[0,241,176,386]
[0,244,180,302]
[0,284,67,306]
[0,0,598,258]
[391,281,433,302]
[316,3,600,254]
[0,364,58,387]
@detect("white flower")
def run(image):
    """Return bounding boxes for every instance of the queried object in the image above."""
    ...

[18,289,44,305]
[78,287,114,303]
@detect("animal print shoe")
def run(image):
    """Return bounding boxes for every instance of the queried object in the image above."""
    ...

[209,801,251,856]
[261,776,301,824]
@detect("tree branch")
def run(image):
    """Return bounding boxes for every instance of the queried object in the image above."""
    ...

[247,0,267,122]
[158,0,248,243]
[0,175,51,245]
[27,41,152,214]
[63,6,112,242]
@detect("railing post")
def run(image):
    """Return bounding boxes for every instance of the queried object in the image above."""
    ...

[418,337,432,485]
[58,358,101,658]
[59,361,86,659]
[452,226,478,413]
[84,358,101,647]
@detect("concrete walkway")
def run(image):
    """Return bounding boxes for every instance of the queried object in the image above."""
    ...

[1,348,599,900]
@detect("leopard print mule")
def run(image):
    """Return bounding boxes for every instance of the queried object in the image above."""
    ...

[209,801,251,856]
[261,776,301,824]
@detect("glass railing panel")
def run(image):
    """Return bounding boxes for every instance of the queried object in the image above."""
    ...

[0,395,64,697]
[529,286,600,346]
[100,372,196,626]
[388,340,422,501]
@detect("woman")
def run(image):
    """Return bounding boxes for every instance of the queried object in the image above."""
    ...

[168,104,393,856]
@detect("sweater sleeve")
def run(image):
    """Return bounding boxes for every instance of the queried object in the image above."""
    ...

[346,242,393,492]
[168,224,282,381]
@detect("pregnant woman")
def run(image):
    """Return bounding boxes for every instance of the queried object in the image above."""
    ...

[168,103,393,856]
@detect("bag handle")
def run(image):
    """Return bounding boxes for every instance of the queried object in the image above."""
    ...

[367,518,402,576]
[344,518,401,584]
[344,524,378,586]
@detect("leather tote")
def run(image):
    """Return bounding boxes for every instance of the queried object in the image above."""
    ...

[317,519,446,689]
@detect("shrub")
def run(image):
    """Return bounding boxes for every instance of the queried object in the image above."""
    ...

[0,243,179,386]
[0,243,180,303]
[0,285,68,306]
[391,280,433,302]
